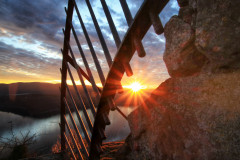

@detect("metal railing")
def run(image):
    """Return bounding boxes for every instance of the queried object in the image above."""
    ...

[60,0,169,159]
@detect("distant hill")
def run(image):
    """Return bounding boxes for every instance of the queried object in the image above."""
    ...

[0,82,61,118]
[0,82,153,118]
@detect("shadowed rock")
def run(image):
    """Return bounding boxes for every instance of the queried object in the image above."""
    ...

[119,71,240,160]
[118,0,240,159]
[163,16,207,77]
[193,0,240,70]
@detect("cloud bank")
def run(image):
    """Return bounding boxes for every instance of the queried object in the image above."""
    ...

[0,0,179,87]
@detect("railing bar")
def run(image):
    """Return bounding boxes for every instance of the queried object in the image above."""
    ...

[64,116,86,159]
[72,0,106,86]
[63,40,127,121]
[64,98,89,152]
[120,0,146,57]
[63,10,101,99]
[65,51,102,94]
[60,0,74,152]
[100,0,121,48]
[119,0,133,26]
[85,0,113,68]
[96,0,130,121]
[115,106,127,120]
[65,52,93,87]
[64,132,77,160]
[65,46,97,117]
[69,26,101,99]
[64,59,93,130]
[62,77,91,144]
[64,98,89,146]
[89,0,170,158]
[66,52,102,93]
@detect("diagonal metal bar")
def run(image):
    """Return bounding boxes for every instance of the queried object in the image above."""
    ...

[89,0,169,159]
[115,106,127,120]
[102,0,169,97]
[65,116,85,159]
[65,52,102,94]
[63,27,126,121]
[64,7,102,98]
[149,8,164,35]
[65,45,97,116]
[119,0,146,57]
[100,0,121,48]
[64,98,89,155]
[65,39,127,121]
[64,43,127,121]
[61,0,169,159]
[66,54,92,83]
[98,0,129,119]
[119,0,133,26]
[85,0,112,68]
[65,60,93,130]
[72,0,106,86]
[62,75,91,144]
[68,25,101,99]
[64,132,77,160]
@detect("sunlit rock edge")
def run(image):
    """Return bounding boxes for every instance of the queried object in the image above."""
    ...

[117,0,240,159]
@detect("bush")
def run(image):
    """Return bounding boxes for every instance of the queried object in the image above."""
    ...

[0,121,36,159]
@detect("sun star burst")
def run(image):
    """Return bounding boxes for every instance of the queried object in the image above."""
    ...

[129,81,143,92]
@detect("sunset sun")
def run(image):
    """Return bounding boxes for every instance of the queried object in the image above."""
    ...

[129,82,143,92]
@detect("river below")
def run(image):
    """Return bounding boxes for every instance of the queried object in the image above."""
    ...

[0,106,136,157]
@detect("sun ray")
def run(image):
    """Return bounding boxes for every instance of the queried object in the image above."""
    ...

[124,81,146,92]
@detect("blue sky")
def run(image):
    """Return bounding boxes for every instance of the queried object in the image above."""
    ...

[0,0,179,88]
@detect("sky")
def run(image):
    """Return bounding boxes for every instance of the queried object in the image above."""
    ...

[0,0,179,88]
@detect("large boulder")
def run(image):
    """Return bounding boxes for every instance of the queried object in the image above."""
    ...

[118,0,240,159]
[163,16,207,77]
[194,0,240,69]
[163,0,240,77]
[119,71,240,160]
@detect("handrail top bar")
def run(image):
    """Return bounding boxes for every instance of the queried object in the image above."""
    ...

[89,0,169,158]
[102,0,169,96]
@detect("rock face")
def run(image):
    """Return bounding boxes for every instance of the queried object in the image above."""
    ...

[164,0,240,76]
[163,16,207,77]
[194,0,240,69]
[118,0,240,159]
[119,72,240,160]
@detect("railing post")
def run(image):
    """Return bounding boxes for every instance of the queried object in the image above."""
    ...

[60,0,74,154]
[60,0,170,159]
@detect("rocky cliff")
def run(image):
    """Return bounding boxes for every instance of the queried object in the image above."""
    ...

[118,0,240,159]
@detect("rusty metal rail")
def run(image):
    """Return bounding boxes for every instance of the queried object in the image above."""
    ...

[60,0,169,159]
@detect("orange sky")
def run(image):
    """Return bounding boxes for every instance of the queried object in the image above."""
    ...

[0,0,178,89]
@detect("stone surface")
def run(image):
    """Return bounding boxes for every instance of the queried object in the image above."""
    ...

[20,153,62,160]
[194,0,240,69]
[119,71,240,160]
[164,0,240,76]
[178,6,194,24]
[118,0,240,159]
[177,0,189,7]
[100,141,124,160]
[163,16,207,77]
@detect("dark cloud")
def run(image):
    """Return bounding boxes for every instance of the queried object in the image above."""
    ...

[0,0,66,50]
[0,0,178,86]
[0,41,61,80]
